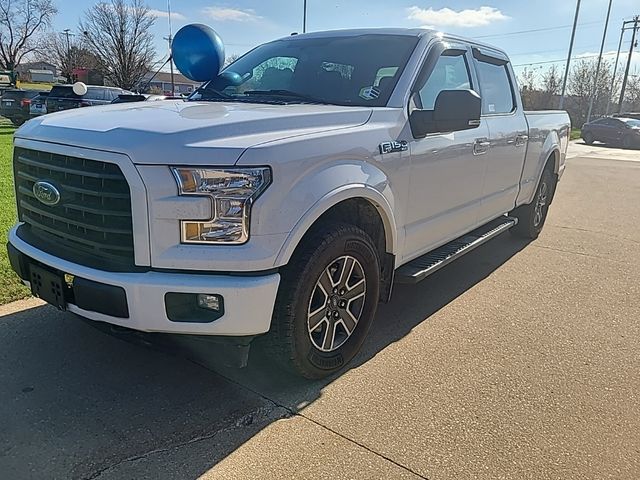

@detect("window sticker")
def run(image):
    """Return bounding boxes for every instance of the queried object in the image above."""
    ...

[359,86,380,100]
[488,103,496,113]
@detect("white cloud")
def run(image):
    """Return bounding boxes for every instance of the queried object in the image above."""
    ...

[407,6,509,28]
[148,8,186,20]
[202,6,261,22]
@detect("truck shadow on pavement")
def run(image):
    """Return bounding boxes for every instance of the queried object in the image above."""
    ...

[0,233,529,479]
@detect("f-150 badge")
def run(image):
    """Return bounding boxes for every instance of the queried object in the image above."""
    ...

[379,140,408,154]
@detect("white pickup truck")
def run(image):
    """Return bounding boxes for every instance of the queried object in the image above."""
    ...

[8,28,569,378]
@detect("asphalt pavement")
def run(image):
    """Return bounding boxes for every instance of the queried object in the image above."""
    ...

[0,141,638,479]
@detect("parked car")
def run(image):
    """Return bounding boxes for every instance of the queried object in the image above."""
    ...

[0,89,41,125]
[111,93,184,104]
[29,92,49,117]
[581,116,640,148]
[8,28,570,378]
[613,112,640,120]
[45,85,131,112]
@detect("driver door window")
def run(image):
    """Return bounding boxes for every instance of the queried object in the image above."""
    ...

[417,53,472,109]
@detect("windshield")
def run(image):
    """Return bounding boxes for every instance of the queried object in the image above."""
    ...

[621,118,640,128]
[189,34,419,107]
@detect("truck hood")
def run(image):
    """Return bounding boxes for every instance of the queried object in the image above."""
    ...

[15,100,373,165]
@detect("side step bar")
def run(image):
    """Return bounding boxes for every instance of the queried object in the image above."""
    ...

[395,216,518,284]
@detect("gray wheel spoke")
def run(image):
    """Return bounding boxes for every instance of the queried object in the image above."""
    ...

[343,279,365,301]
[322,320,337,350]
[340,310,357,334]
[308,307,327,332]
[318,269,334,294]
[337,257,355,289]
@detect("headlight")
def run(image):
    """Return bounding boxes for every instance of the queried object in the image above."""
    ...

[171,167,271,244]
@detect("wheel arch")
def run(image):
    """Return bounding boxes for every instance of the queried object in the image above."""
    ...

[275,187,398,302]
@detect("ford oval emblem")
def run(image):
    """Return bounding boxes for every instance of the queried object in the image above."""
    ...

[33,181,61,206]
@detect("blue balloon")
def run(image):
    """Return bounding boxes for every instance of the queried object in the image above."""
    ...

[172,24,225,82]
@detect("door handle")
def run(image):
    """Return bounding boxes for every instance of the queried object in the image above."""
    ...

[473,138,490,155]
[515,134,529,147]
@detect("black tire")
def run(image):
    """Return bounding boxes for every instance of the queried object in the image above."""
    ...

[264,223,380,379]
[622,135,633,149]
[510,167,556,239]
[582,132,594,145]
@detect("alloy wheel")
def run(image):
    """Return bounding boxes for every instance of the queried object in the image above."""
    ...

[307,255,367,352]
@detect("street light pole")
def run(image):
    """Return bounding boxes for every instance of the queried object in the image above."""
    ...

[559,0,581,109]
[586,0,613,123]
[618,16,639,113]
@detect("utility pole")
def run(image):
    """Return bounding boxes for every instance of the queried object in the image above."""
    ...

[618,16,639,113]
[559,0,581,109]
[166,0,175,96]
[586,0,613,123]
[61,29,75,83]
[303,0,307,33]
[606,22,628,115]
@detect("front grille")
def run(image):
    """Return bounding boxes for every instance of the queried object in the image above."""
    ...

[13,147,135,270]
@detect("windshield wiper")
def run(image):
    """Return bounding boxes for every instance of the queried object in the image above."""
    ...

[190,83,230,101]
[243,90,333,105]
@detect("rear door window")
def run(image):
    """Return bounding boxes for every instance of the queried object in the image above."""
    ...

[473,52,515,115]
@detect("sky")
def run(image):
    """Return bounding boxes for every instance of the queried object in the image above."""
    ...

[52,0,640,80]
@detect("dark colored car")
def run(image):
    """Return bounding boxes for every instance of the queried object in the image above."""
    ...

[581,116,640,149]
[613,112,640,120]
[46,85,131,113]
[0,89,41,125]
[29,92,49,117]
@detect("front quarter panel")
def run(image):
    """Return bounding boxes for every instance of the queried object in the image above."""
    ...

[238,112,410,266]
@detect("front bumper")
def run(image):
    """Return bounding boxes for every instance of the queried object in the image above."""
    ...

[8,226,280,336]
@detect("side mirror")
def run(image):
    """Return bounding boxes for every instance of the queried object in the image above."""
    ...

[410,89,482,138]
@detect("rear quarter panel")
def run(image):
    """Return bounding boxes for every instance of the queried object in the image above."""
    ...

[517,110,570,206]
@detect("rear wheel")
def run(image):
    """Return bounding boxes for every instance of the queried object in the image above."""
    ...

[510,167,556,239]
[265,223,380,379]
[582,132,594,145]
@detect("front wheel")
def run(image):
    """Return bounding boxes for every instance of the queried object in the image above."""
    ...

[510,167,556,239]
[264,223,380,379]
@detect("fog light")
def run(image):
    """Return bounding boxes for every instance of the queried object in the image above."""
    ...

[197,293,222,311]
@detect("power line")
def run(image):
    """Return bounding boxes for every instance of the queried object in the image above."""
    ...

[475,20,603,39]
[513,51,620,67]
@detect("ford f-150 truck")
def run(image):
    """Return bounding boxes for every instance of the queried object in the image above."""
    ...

[8,29,569,378]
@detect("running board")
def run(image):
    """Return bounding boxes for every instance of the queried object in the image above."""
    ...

[395,216,518,284]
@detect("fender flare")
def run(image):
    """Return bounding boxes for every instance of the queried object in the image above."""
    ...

[274,184,398,266]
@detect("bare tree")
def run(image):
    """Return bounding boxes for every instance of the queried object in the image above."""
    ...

[0,0,57,71]
[518,67,537,109]
[566,59,615,125]
[79,0,156,90]
[624,74,640,111]
[42,33,100,83]
[224,53,240,67]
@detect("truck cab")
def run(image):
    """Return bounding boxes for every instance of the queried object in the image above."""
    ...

[8,29,569,378]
